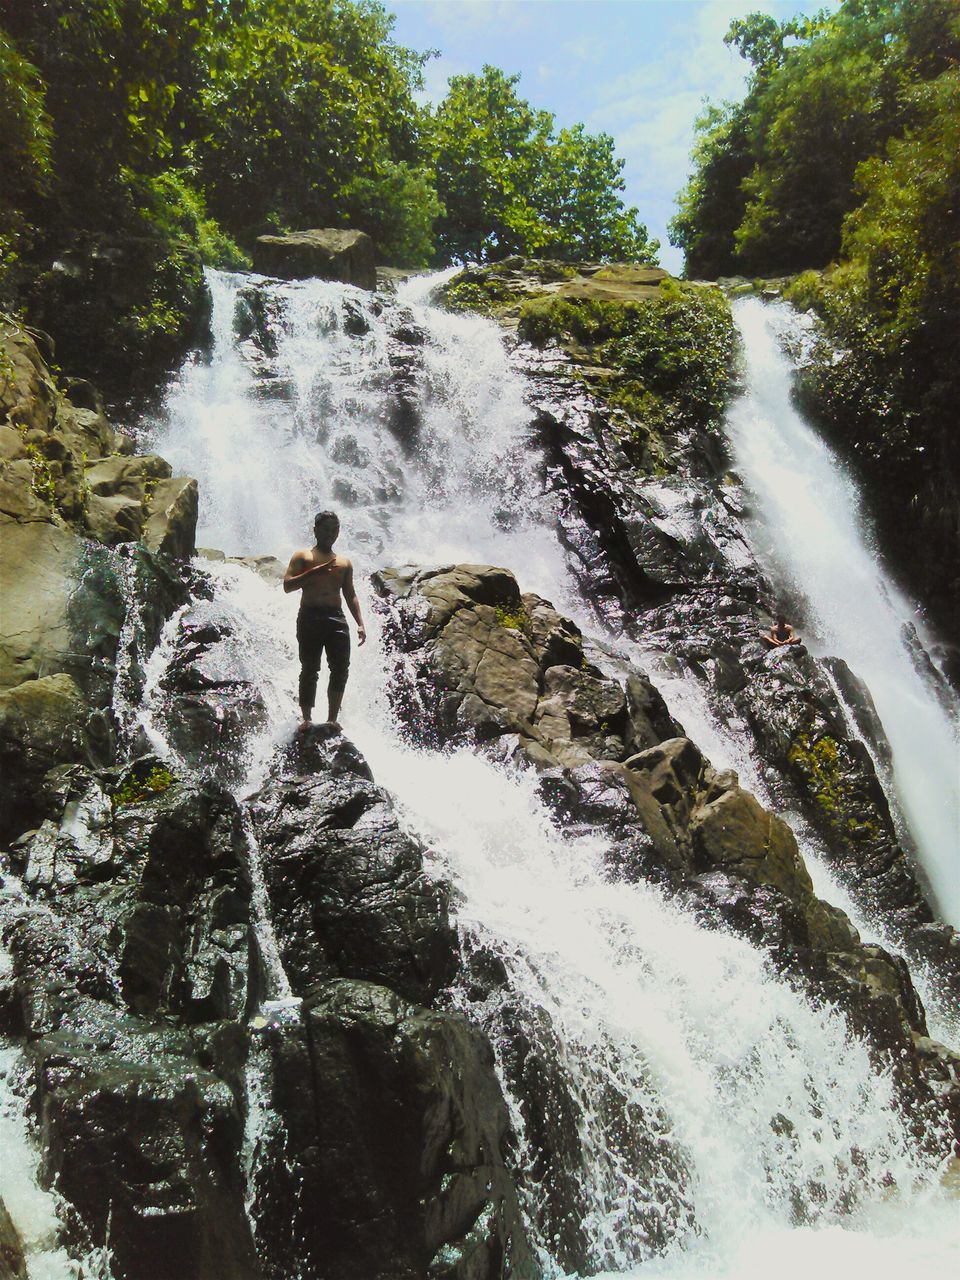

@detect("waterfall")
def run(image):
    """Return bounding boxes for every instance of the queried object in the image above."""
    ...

[138,270,957,1276]
[726,298,960,928]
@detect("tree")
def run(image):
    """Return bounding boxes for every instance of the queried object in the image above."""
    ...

[430,66,553,262]
[538,124,657,263]
[0,30,52,284]
[430,65,655,265]
[195,0,433,245]
[669,102,752,277]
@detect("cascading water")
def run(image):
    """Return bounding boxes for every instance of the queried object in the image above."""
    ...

[136,269,957,1277]
[725,298,960,927]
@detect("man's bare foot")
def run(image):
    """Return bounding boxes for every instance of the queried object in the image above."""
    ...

[297,717,312,732]
[323,720,341,730]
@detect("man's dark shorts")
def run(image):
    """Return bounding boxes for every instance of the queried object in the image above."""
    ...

[297,605,350,709]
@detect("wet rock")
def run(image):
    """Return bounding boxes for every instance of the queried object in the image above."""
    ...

[0,1197,27,1280]
[0,675,92,841]
[8,769,258,1026]
[250,981,536,1280]
[250,728,455,1004]
[31,1024,258,1280]
[252,229,376,290]
[154,614,268,786]
[373,564,671,768]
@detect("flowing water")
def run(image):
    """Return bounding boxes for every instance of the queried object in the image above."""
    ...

[137,270,959,1274]
[12,271,957,1277]
[726,299,960,926]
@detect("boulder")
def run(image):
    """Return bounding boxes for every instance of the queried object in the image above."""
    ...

[32,1027,258,1280]
[0,675,91,840]
[252,229,377,290]
[8,769,258,1025]
[373,565,671,767]
[0,519,77,688]
[250,981,536,1280]
[83,455,198,558]
[249,727,455,1004]
[0,317,197,715]
[152,613,268,786]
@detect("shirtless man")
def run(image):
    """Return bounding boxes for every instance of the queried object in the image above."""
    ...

[761,614,801,648]
[283,511,366,729]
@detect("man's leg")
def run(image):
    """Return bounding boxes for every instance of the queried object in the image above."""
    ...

[324,620,351,725]
[297,614,322,727]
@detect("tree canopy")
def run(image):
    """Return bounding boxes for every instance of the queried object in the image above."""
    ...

[431,66,656,264]
[670,0,960,278]
[0,0,655,298]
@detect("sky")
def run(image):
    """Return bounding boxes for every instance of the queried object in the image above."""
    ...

[386,0,828,271]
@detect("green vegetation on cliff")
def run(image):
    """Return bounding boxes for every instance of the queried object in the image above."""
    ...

[443,260,736,474]
[519,279,736,448]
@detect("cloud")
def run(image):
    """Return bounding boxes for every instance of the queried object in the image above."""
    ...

[395,0,535,39]
[563,32,609,65]
[585,0,757,251]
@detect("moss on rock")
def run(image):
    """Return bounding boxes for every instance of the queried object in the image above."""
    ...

[440,260,737,477]
[787,726,880,840]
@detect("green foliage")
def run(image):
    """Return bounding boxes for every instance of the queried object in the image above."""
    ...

[112,764,175,808]
[24,442,57,506]
[342,160,442,268]
[671,0,960,277]
[1,0,661,371]
[0,31,52,298]
[195,0,432,249]
[134,170,250,269]
[430,65,656,265]
[787,730,879,838]
[670,102,753,279]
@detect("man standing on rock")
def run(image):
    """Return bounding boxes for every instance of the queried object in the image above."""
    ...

[283,511,366,729]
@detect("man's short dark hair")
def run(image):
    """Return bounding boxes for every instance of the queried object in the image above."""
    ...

[314,510,340,533]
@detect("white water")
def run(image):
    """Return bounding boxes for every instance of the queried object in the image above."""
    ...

[727,299,960,926]
[138,271,958,1275]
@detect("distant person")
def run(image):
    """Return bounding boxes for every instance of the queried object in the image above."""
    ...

[283,511,366,729]
[761,614,801,649]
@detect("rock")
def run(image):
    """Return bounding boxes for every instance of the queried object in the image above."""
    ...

[0,675,91,841]
[250,981,536,1280]
[252,229,377,290]
[153,614,268,786]
[31,1026,258,1280]
[143,476,199,560]
[0,1198,27,1280]
[83,456,198,559]
[0,317,197,715]
[377,562,960,1142]
[373,564,666,767]
[689,785,813,901]
[250,728,455,1004]
[0,520,78,688]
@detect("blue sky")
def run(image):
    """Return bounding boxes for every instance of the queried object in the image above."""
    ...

[386,0,829,270]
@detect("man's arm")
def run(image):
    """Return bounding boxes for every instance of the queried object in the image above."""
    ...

[341,561,366,644]
[283,552,314,594]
